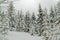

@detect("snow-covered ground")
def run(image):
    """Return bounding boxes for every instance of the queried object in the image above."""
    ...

[7,31,44,40]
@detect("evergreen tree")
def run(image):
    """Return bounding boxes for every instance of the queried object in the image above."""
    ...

[31,12,36,21]
[56,0,60,16]
[8,1,15,31]
[48,6,57,40]
[55,0,60,24]
[52,1,60,40]
[42,8,49,40]
[30,12,36,35]
[37,4,44,36]
[24,11,31,32]
[0,0,8,40]
[16,10,24,31]
[50,7,55,18]
[0,11,8,40]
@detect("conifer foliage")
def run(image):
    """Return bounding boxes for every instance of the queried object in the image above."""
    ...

[0,0,60,40]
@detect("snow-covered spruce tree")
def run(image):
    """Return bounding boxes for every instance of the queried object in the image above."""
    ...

[16,11,24,32]
[52,1,60,40]
[55,0,60,25]
[8,1,15,31]
[50,7,55,18]
[54,0,60,25]
[0,12,8,40]
[37,4,45,36]
[30,12,36,35]
[48,6,57,40]
[16,11,21,31]
[31,12,36,21]
[0,11,5,40]
[41,8,50,40]
[0,0,8,40]
[24,11,31,32]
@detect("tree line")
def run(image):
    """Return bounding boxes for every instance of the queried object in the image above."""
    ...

[0,0,60,40]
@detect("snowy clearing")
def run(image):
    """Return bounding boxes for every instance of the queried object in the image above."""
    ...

[7,31,44,40]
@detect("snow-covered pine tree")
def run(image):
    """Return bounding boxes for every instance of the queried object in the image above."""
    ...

[55,0,60,25]
[8,1,15,31]
[16,10,24,31]
[30,12,36,35]
[31,12,36,21]
[41,8,50,40]
[24,11,31,32]
[53,1,60,40]
[16,11,21,31]
[19,11,24,32]
[37,4,45,36]
[48,6,57,40]
[0,0,8,40]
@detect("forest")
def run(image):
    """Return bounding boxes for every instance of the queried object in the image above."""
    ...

[0,0,60,40]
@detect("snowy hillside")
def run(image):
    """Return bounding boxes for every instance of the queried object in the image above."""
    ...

[7,31,44,40]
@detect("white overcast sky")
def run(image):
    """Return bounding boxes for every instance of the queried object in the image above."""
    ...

[13,0,58,14]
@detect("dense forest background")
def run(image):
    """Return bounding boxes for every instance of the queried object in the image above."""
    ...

[0,0,60,40]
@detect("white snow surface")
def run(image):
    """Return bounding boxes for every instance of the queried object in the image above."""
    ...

[7,31,44,40]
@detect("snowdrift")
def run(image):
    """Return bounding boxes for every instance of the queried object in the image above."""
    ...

[7,31,44,40]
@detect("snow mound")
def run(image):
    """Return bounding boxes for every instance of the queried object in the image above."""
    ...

[7,31,44,40]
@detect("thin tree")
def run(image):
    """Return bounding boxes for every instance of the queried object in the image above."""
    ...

[30,12,36,35]
[37,4,44,36]
[24,11,31,32]
[16,10,24,31]
[8,1,15,31]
